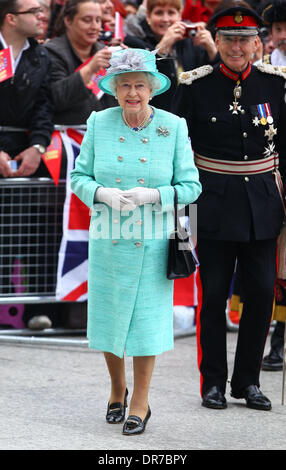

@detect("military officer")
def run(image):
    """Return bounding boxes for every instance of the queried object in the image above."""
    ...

[172,1,286,410]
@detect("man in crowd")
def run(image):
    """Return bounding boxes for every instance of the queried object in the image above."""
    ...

[0,0,54,330]
[260,0,286,65]
[258,0,286,372]
[173,1,286,410]
[0,0,54,178]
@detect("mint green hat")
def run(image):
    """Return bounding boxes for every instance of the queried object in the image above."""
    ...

[98,48,171,97]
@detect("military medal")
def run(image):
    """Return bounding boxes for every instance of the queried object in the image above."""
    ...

[252,116,260,127]
[264,124,277,141]
[229,81,244,114]
[257,103,273,126]
[265,103,274,124]
[263,142,276,158]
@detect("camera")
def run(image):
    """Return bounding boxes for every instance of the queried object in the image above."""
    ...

[99,30,113,43]
[183,22,198,38]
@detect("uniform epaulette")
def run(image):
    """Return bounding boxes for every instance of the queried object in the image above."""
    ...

[256,62,286,79]
[262,54,271,64]
[179,65,213,85]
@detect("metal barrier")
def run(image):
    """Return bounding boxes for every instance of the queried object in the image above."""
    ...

[0,126,88,343]
[0,177,66,303]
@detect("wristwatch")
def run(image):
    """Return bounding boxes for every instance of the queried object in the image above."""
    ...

[32,144,46,154]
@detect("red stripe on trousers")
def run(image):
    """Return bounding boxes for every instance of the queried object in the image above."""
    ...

[195,268,204,397]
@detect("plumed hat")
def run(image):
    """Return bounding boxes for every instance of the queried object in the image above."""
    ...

[261,0,286,25]
[98,48,171,97]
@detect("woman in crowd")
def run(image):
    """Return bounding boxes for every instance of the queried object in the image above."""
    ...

[44,0,116,125]
[123,0,218,110]
[70,48,201,435]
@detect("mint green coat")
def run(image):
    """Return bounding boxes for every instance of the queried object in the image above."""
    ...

[70,106,201,358]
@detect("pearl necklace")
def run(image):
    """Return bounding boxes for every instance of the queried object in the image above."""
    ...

[122,107,153,131]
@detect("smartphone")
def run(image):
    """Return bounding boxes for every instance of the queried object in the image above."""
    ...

[8,160,18,172]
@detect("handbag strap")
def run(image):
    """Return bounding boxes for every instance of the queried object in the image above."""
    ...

[173,187,178,231]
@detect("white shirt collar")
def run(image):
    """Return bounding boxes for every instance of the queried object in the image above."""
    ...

[0,31,30,71]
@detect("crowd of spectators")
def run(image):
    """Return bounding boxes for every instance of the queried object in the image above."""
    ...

[35,0,276,119]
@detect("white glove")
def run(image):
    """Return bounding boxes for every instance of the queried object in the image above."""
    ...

[95,187,135,211]
[123,187,161,206]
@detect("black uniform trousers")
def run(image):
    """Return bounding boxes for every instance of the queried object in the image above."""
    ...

[197,237,277,396]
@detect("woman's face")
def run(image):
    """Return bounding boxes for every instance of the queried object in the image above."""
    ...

[116,72,153,117]
[65,2,102,47]
[146,4,181,38]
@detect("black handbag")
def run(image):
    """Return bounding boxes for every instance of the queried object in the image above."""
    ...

[167,188,198,280]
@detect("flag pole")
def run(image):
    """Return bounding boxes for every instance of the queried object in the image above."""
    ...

[282,320,286,405]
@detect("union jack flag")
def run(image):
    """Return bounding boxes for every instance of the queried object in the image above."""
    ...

[56,128,90,301]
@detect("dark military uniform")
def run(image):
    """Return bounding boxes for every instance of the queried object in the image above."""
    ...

[173,60,286,396]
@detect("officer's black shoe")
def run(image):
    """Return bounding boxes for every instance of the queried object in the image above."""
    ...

[231,385,272,411]
[262,347,283,371]
[202,385,227,409]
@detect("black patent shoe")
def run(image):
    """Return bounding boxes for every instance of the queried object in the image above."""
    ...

[106,388,128,424]
[231,385,272,411]
[202,385,227,409]
[122,406,151,435]
[262,347,283,371]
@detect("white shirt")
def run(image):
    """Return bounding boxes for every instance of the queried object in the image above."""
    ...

[0,31,30,72]
[270,48,286,66]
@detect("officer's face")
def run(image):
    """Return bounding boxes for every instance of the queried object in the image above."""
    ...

[215,34,258,72]
[271,22,286,54]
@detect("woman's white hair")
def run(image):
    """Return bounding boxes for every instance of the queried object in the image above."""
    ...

[109,72,161,98]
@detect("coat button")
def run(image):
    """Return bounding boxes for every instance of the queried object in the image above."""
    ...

[135,242,142,247]
[119,136,125,142]
[211,117,216,122]
[139,158,147,163]
[115,177,121,183]
[118,156,123,161]
[244,155,248,160]
[142,138,148,144]
[244,177,249,182]
[243,132,247,138]
[138,178,145,184]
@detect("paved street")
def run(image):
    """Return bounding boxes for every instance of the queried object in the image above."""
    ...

[0,329,285,451]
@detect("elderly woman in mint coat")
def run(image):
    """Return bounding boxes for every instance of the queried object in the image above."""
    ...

[70,48,201,435]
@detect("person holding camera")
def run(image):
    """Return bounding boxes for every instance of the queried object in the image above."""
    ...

[44,0,117,125]
[123,0,219,111]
